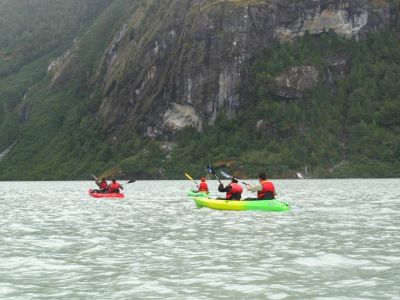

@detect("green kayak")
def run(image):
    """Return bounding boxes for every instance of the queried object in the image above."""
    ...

[194,197,290,212]
[187,190,209,198]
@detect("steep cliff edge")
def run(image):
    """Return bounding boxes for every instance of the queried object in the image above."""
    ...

[95,0,395,140]
[0,0,399,179]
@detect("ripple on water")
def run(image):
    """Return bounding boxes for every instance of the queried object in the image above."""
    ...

[0,179,399,299]
[294,253,370,268]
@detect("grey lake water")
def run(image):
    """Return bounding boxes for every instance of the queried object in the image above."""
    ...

[0,179,399,299]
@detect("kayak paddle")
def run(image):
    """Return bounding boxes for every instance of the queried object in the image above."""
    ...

[125,179,136,184]
[99,167,121,180]
[184,172,198,185]
[219,170,248,185]
[206,163,222,184]
[119,179,136,190]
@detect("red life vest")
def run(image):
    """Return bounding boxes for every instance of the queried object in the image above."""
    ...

[257,180,275,199]
[226,183,243,200]
[99,181,108,190]
[198,182,208,192]
[109,182,122,193]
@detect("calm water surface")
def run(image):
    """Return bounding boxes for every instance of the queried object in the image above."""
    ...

[0,179,399,299]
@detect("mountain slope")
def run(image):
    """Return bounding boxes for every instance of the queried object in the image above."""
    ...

[0,0,114,151]
[0,0,400,179]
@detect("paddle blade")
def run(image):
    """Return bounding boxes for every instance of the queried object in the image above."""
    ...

[219,170,248,185]
[184,173,194,181]
[127,179,136,183]
[206,163,215,175]
[207,163,222,184]
[219,170,233,179]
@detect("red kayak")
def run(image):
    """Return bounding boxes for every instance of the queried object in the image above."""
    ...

[88,189,125,198]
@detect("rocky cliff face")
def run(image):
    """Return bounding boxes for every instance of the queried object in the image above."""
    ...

[89,0,396,140]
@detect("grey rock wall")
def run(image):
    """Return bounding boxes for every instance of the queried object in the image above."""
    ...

[96,0,395,139]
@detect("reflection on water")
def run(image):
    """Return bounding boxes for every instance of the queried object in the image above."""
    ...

[0,179,399,299]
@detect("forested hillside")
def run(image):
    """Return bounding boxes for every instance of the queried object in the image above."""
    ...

[0,0,113,152]
[0,0,399,180]
[164,32,400,178]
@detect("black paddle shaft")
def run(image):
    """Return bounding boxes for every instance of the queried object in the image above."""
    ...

[220,170,248,185]
[206,163,222,184]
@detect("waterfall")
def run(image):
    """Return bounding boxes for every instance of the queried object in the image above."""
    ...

[0,140,17,162]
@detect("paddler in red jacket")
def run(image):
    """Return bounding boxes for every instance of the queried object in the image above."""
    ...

[218,178,243,200]
[197,177,209,194]
[246,173,276,200]
[108,178,123,193]
[96,177,108,192]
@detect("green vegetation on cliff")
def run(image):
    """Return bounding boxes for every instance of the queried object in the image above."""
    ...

[0,0,141,179]
[0,1,400,180]
[0,0,114,152]
[163,31,400,178]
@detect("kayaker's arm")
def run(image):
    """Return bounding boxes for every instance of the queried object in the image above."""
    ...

[247,183,262,192]
[218,184,231,193]
[92,174,101,187]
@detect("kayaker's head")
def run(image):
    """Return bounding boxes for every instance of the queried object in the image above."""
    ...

[231,178,238,183]
[101,177,106,182]
[258,173,267,181]
[201,177,206,182]
[111,177,116,183]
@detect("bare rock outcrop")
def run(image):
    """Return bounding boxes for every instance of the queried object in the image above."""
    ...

[270,65,320,98]
[95,0,395,137]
